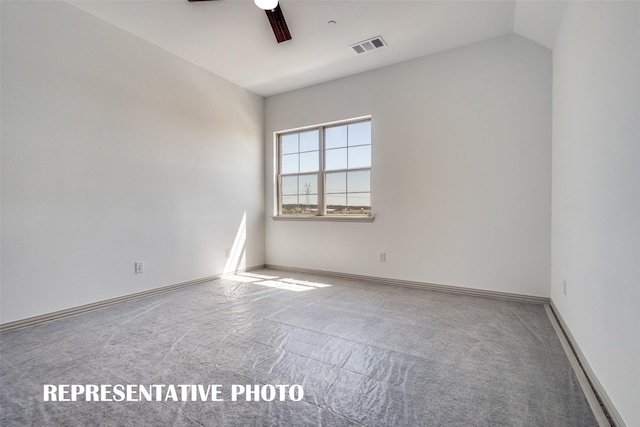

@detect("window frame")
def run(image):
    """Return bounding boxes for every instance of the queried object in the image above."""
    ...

[274,116,374,222]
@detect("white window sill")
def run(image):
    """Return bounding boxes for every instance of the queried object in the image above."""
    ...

[272,215,375,223]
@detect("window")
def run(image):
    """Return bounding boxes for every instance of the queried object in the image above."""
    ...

[276,118,372,219]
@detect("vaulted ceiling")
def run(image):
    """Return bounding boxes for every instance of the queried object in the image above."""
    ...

[69,0,566,97]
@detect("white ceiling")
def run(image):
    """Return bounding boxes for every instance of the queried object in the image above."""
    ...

[69,0,566,97]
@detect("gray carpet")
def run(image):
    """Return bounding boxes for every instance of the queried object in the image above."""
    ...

[1,269,597,426]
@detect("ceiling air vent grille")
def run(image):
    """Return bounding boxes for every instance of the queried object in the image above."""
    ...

[350,36,386,54]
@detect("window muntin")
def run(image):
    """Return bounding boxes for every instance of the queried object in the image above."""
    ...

[277,118,371,217]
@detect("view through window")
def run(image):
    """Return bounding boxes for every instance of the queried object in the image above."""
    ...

[277,118,371,217]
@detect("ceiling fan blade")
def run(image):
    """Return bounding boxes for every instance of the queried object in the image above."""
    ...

[265,4,292,43]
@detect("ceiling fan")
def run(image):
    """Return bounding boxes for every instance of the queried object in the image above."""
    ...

[187,0,292,43]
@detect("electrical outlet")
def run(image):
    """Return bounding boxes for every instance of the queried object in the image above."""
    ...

[563,280,567,295]
[225,248,230,258]
[135,261,144,274]
[379,252,386,262]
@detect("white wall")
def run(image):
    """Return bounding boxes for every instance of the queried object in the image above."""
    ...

[265,34,552,298]
[552,2,640,425]
[0,1,265,324]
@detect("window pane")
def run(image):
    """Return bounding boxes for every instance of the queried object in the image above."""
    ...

[347,192,371,209]
[297,174,317,195]
[325,171,346,194]
[302,195,318,207]
[281,195,317,215]
[299,130,319,152]
[299,151,319,173]
[281,134,298,154]
[278,119,371,217]
[295,198,318,215]
[281,153,298,174]
[348,145,371,168]
[281,176,298,195]
[281,195,298,214]
[325,125,347,149]
[326,193,346,214]
[347,170,370,193]
[348,121,371,147]
[326,148,348,170]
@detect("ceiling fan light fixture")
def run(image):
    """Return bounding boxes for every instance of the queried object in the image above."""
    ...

[254,0,278,11]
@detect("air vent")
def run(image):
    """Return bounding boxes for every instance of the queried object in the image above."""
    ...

[350,36,386,54]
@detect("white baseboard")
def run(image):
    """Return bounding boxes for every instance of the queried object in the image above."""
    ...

[548,301,625,427]
[1,264,547,333]
[265,264,550,304]
[0,265,265,334]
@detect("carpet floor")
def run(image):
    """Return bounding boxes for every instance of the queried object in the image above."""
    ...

[1,269,597,426]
